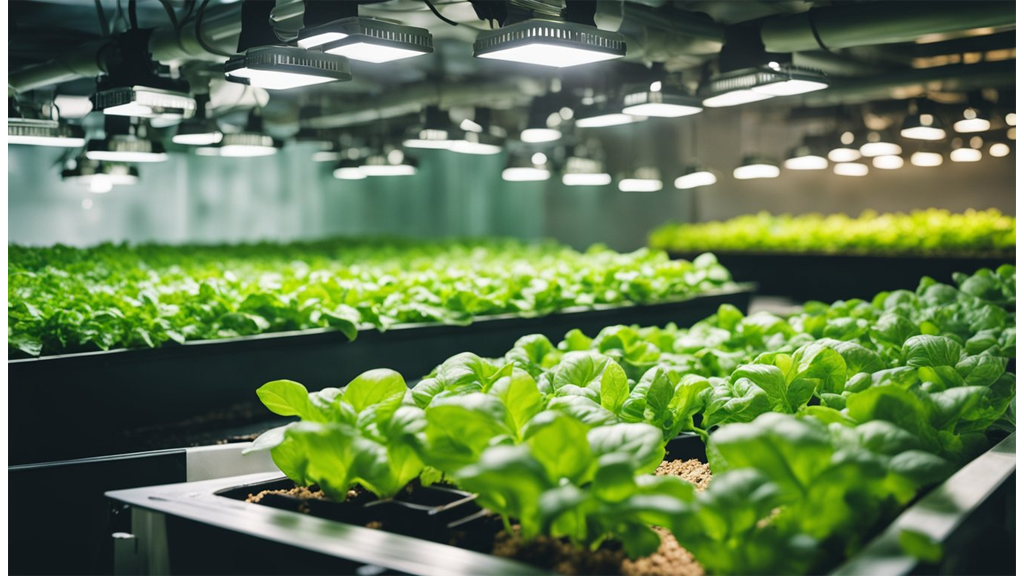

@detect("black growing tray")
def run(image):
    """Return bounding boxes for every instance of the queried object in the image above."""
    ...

[668,251,1014,302]
[9,288,752,465]
[105,434,1014,576]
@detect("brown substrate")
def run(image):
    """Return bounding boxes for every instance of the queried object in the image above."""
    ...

[492,459,711,575]
[245,485,329,504]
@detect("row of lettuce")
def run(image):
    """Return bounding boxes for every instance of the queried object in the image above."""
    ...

[649,208,1016,256]
[8,239,735,357]
[248,265,1016,574]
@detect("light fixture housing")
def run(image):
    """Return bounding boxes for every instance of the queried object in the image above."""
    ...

[859,131,902,157]
[502,151,551,182]
[828,131,862,162]
[299,17,434,64]
[62,158,140,192]
[575,101,645,128]
[85,118,168,163]
[833,162,869,176]
[93,85,197,120]
[733,156,780,180]
[225,46,352,90]
[674,165,718,189]
[561,156,612,186]
[618,167,663,192]
[950,137,983,162]
[360,148,418,176]
[901,110,946,140]
[622,82,702,118]
[783,143,828,170]
[172,119,223,146]
[473,19,626,68]
[333,158,367,180]
[403,106,460,150]
[952,107,991,133]
[449,108,506,155]
[8,117,86,147]
[219,132,280,157]
[702,64,827,108]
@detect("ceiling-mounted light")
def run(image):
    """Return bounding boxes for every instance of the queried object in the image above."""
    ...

[8,100,86,147]
[502,151,551,182]
[872,155,904,170]
[62,157,139,193]
[195,145,223,157]
[833,162,869,176]
[733,156,780,180]
[520,98,563,143]
[403,105,459,150]
[333,158,367,180]
[226,0,351,90]
[619,167,663,192]
[953,107,991,133]
[85,117,168,163]
[901,101,946,140]
[674,165,718,189]
[474,18,625,68]
[312,146,342,162]
[561,155,612,186]
[91,27,196,120]
[218,110,280,157]
[621,81,702,118]
[299,17,433,63]
[172,94,222,146]
[575,99,644,128]
[859,131,902,157]
[910,151,944,167]
[450,108,506,155]
[989,142,1011,157]
[828,131,861,162]
[783,140,828,170]
[950,137,982,162]
[361,148,418,176]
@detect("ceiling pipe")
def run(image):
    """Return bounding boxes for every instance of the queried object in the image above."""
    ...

[761,1,1017,53]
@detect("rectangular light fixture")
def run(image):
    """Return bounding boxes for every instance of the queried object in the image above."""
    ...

[300,17,433,64]
[225,46,352,91]
[85,136,168,163]
[622,85,703,118]
[91,86,197,120]
[474,20,625,68]
[701,65,827,108]
[8,118,86,147]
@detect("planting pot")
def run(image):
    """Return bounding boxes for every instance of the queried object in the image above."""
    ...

[9,287,753,465]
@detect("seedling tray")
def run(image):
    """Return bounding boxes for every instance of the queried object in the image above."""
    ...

[9,287,752,464]
[105,433,1014,576]
[667,251,1014,302]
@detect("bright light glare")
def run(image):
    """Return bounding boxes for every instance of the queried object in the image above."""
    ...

[312,151,342,162]
[950,148,982,162]
[219,145,278,157]
[989,143,1011,157]
[619,178,662,192]
[833,162,869,176]
[172,132,223,146]
[620,103,701,118]
[702,90,773,108]
[333,167,367,180]
[502,167,550,181]
[1006,113,1016,126]
[900,126,946,140]
[751,79,828,96]
[89,176,114,193]
[450,141,503,155]
[361,165,417,176]
[520,128,561,143]
[783,155,828,170]
[828,148,861,162]
[297,32,348,49]
[226,68,337,90]
[674,171,717,189]
[910,151,944,166]
[562,173,612,186]
[733,164,780,180]
[859,142,902,157]
[402,138,452,149]
[326,42,426,64]
[8,135,86,147]
[85,150,168,163]
[195,146,222,156]
[872,155,904,169]
[477,43,621,68]
[953,118,991,133]
[576,113,642,128]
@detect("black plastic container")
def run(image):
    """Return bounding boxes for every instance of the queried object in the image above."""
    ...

[10,288,752,464]
[667,252,1013,302]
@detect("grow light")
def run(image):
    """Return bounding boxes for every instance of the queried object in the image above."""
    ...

[450,132,503,155]
[859,132,902,157]
[225,46,351,90]
[989,142,1011,157]
[952,108,990,133]
[85,136,168,163]
[333,159,367,180]
[733,157,780,180]
[91,85,197,120]
[8,118,86,147]
[361,150,417,176]
[62,159,139,190]
[674,167,717,189]
[783,145,828,170]
[502,151,550,181]
[403,106,459,150]
[828,131,861,162]
[473,20,625,68]
[872,155,904,169]
[833,162,869,176]
[950,148,982,162]
[520,128,561,143]
[618,167,662,192]
[218,133,279,157]
[910,151,943,166]
[621,83,702,118]
[901,112,946,140]
[172,119,223,146]
[561,156,611,186]
[575,101,644,128]
[300,17,434,64]
[701,64,827,108]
